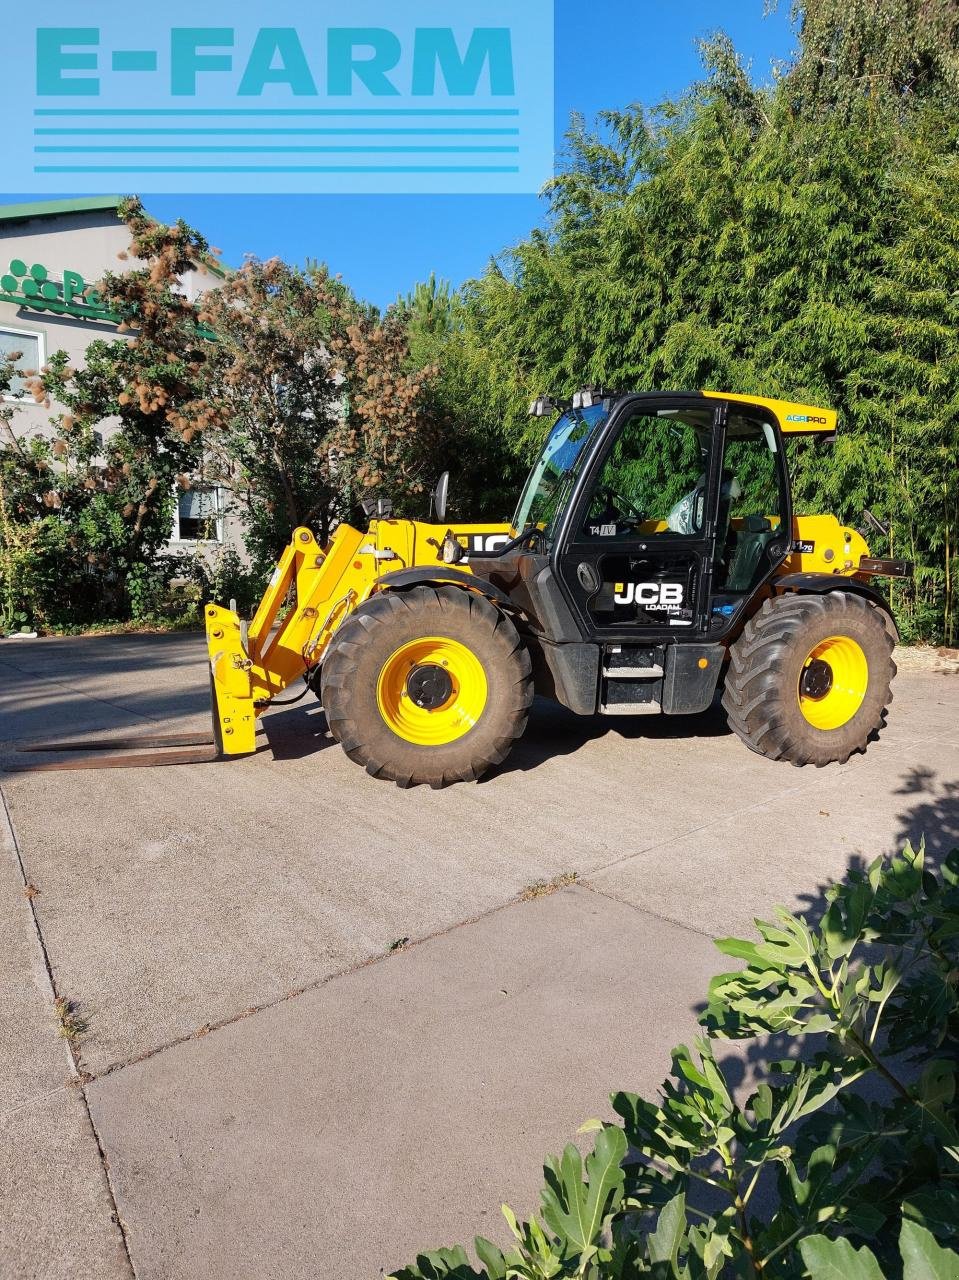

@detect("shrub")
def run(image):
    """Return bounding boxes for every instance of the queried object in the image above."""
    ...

[391,843,959,1279]
[122,547,265,627]
[202,546,266,617]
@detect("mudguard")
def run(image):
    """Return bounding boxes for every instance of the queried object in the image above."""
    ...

[773,573,899,642]
[375,566,516,610]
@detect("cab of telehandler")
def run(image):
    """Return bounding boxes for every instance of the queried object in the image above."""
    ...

[500,390,794,640]
[466,392,800,715]
[451,389,901,761]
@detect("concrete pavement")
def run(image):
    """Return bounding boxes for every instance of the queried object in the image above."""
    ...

[1,632,957,1278]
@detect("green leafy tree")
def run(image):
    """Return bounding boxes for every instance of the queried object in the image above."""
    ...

[2,197,448,624]
[392,843,959,1278]
[782,0,959,117]
[398,275,525,519]
[431,4,959,643]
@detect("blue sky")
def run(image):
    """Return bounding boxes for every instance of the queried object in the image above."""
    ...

[13,2,797,309]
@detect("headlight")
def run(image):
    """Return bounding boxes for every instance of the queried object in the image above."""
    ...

[442,535,465,564]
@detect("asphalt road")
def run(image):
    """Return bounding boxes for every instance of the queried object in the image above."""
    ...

[1,632,957,1279]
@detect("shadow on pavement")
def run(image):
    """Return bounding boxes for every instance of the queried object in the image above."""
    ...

[484,697,732,781]
[260,703,335,762]
[703,755,959,1105]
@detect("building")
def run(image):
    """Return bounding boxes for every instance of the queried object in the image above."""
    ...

[0,196,245,554]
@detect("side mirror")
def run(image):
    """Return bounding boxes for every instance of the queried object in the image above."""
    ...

[862,507,889,538]
[433,471,450,523]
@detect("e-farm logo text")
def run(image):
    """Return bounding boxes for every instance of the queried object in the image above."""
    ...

[9,3,553,195]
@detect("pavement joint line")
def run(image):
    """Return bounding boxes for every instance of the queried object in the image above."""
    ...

[80,890,583,1080]
[584,770,831,880]
[76,882,596,1083]
[582,728,935,884]
[1,787,79,1084]
[578,878,717,941]
[0,783,137,1279]
[0,1082,73,1123]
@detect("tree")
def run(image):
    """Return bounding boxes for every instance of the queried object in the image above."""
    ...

[27,200,446,594]
[429,3,959,642]
[782,0,959,117]
[398,274,525,519]
[1,262,204,626]
[188,255,445,572]
[188,256,346,572]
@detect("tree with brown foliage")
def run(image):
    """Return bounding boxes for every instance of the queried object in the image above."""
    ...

[194,253,440,570]
[2,196,444,627]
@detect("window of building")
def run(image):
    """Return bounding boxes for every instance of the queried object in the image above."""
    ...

[173,485,223,542]
[0,326,45,400]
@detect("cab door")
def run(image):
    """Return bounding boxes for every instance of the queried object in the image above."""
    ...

[551,399,724,641]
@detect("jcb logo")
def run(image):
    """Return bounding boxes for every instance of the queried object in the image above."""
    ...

[613,582,684,607]
[467,534,512,553]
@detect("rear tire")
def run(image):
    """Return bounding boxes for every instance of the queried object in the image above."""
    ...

[722,592,895,767]
[321,586,533,788]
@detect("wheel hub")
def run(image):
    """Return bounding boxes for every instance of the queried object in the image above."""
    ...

[376,635,488,746]
[800,658,834,701]
[406,663,454,710]
[797,634,869,731]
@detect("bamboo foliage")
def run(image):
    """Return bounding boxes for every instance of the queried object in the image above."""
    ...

[420,2,959,643]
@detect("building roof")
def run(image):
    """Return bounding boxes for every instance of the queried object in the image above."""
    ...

[0,196,123,225]
[0,196,229,277]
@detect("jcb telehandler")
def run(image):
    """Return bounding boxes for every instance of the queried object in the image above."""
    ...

[11,390,910,781]
[200,389,909,787]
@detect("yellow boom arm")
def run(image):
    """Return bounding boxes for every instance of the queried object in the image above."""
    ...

[205,519,513,755]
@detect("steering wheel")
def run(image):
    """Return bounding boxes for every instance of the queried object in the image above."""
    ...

[598,485,644,522]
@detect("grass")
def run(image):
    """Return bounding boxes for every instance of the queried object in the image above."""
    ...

[54,997,88,1042]
[520,871,579,901]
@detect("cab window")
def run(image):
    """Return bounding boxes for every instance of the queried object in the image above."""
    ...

[712,413,787,613]
[582,409,713,539]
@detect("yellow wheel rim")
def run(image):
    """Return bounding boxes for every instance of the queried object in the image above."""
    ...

[798,635,869,731]
[376,636,488,746]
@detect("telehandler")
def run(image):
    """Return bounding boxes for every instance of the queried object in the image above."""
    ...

[11,390,911,782]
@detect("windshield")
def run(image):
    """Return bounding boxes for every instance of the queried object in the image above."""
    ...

[513,404,610,542]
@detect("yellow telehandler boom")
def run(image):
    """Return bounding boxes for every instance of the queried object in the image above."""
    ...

[204,516,514,757]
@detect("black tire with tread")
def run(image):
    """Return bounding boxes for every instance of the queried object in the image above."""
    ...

[321,586,533,788]
[722,592,896,767]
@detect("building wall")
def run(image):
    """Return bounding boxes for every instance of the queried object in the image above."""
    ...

[0,202,246,559]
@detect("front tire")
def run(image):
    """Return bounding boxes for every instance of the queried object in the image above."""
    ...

[722,592,896,767]
[321,586,533,788]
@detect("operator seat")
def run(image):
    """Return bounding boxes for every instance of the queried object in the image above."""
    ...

[725,515,776,592]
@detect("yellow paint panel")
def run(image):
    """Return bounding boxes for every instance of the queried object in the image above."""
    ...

[702,390,837,435]
[780,515,870,578]
[369,519,515,569]
[205,515,517,758]
[205,603,257,755]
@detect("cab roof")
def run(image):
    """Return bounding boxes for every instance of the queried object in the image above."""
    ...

[700,390,837,436]
[583,390,837,436]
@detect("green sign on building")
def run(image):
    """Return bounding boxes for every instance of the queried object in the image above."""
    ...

[0,258,116,322]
